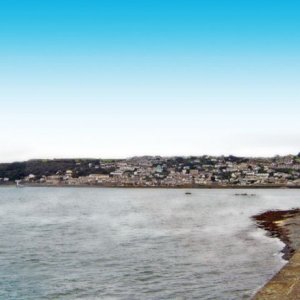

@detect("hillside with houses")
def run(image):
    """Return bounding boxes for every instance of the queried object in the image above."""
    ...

[1,154,300,188]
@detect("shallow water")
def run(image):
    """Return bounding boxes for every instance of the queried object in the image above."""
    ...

[1,187,299,299]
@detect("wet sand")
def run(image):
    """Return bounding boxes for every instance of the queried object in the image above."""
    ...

[252,209,300,299]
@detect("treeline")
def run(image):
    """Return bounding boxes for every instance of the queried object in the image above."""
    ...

[0,159,116,181]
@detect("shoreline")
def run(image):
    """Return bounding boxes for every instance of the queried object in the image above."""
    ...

[1,183,300,189]
[252,209,300,260]
[252,209,300,299]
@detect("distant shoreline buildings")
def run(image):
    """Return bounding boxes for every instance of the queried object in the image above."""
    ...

[1,154,300,188]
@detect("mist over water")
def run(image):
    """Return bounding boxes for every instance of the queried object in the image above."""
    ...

[1,188,299,299]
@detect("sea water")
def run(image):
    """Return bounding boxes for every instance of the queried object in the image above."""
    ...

[1,187,299,299]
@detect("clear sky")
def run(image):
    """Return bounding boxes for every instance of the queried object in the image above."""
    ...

[1,0,299,162]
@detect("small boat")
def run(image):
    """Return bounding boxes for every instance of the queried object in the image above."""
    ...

[185,192,192,195]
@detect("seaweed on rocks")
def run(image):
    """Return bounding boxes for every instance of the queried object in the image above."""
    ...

[252,209,300,260]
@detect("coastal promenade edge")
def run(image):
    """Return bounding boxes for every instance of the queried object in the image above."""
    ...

[253,250,300,299]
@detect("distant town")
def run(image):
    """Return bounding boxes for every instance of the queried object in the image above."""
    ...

[1,154,300,188]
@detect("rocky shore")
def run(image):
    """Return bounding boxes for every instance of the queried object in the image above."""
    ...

[252,209,300,299]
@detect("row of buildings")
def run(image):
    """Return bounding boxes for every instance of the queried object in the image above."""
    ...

[8,154,300,187]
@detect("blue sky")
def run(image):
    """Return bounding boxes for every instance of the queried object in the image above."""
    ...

[0,0,299,161]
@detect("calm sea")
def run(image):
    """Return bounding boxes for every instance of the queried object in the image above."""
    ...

[1,187,299,299]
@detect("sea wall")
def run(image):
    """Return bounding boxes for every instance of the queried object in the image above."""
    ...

[253,209,300,299]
